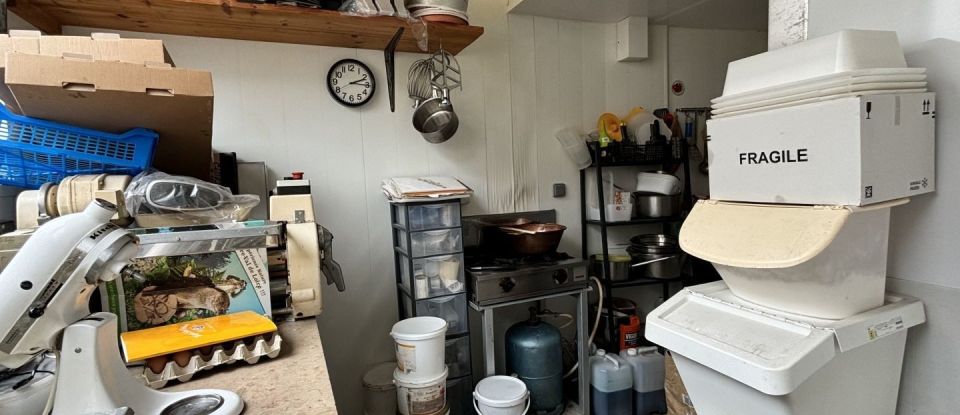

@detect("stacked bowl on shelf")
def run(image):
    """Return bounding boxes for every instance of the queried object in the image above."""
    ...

[406,0,469,25]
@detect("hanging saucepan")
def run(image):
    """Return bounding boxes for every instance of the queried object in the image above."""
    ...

[627,234,683,279]
[412,89,459,143]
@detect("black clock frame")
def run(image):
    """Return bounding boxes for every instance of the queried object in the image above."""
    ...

[326,58,376,108]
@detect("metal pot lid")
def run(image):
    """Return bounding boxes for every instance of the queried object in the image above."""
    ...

[629,234,679,254]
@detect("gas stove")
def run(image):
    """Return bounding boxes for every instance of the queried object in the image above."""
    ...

[463,210,589,306]
[467,254,588,306]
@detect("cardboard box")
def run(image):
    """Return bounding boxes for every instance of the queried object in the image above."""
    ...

[665,352,698,415]
[0,30,169,112]
[707,92,935,206]
[5,53,214,180]
[101,249,272,333]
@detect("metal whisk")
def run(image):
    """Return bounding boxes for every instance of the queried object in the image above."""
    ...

[408,59,434,108]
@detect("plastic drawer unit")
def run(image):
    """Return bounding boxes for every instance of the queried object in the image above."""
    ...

[402,293,469,336]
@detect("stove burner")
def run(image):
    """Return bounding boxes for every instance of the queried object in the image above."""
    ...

[466,251,574,271]
[466,252,588,306]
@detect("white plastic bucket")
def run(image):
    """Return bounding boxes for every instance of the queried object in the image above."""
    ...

[395,368,448,415]
[391,316,448,380]
[362,362,398,415]
[473,376,530,415]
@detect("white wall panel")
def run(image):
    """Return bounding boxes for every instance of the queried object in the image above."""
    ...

[508,13,540,212]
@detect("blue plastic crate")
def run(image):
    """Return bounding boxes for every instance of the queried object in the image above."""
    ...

[0,105,158,189]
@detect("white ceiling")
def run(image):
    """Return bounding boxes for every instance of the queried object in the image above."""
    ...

[507,0,769,30]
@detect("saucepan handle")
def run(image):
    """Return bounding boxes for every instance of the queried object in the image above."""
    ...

[630,255,676,267]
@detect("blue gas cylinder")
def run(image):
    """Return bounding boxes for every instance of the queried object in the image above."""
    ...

[505,310,564,415]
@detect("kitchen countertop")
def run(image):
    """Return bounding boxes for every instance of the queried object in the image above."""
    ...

[166,318,338,414]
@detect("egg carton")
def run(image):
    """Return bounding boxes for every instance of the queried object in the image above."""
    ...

[133,333,283,389]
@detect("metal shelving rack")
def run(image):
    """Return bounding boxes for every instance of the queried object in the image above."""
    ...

[390,199,473,415]
[579,139,692,351]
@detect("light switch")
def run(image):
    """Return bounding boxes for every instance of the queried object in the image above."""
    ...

[553,183,566,198]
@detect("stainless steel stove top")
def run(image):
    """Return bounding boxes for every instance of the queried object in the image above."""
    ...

[467,254,588,306]
[463,210,589,306]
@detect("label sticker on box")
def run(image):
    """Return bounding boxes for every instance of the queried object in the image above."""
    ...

[868,316,904,340]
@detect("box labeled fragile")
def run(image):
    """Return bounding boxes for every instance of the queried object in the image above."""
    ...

[707,92,935,206]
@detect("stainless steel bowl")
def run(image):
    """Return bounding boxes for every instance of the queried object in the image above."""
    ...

[627,234,683,280]
[590,254,632,281]
[413,96,459,144]
[631,191,680,218]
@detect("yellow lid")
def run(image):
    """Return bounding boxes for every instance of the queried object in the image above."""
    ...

[120,311,277,362]
[597,113,623,142]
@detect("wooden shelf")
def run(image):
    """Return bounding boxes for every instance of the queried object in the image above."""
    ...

[10,0,484,55]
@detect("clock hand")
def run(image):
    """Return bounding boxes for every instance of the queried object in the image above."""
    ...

[348,79,369,86]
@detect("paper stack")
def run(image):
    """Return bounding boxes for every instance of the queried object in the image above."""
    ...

[381,176,471,202]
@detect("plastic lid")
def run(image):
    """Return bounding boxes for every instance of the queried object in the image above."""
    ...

[720,30,907,98]
[362,362,397,391]
[637,346,658,355]
[645,281,925,395]
[474,376,528,407]
[679,199,907,268]
[391,317,447,341]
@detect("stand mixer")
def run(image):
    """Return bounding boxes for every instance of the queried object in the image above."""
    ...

[0,199,244,415]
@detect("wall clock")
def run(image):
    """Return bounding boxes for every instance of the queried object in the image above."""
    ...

[327,58,376,107]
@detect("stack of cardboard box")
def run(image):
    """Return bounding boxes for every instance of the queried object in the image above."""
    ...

[0,30,215,180]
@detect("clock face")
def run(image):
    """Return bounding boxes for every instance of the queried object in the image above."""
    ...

[327,59,375,107]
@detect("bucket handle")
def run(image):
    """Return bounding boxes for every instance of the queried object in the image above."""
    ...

[473,392,531,415]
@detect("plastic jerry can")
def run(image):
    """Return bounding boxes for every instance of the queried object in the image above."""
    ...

[619,347,666,415]
[591,349,634,415]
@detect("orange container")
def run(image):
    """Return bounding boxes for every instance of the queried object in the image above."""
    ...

[619,315,642,350]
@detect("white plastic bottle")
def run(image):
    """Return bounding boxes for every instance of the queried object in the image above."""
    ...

[619,347,666,415]
[590,349,634,415]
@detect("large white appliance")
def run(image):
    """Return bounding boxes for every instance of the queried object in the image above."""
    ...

[646,281,925,415]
